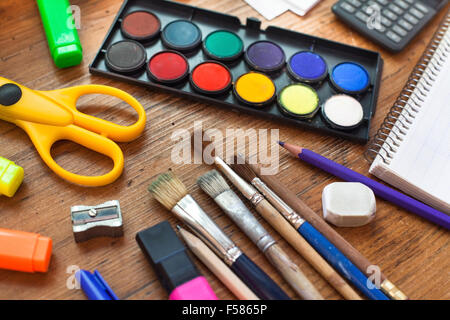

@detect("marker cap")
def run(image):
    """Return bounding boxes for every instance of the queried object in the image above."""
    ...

[36,0,83,68]
[53,44,83,69]
[0,157,24,197]
[136,221,217,300]
[0,228,52,273]
[76,269,119,300]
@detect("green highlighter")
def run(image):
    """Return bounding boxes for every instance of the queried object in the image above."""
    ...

[36,0,83,68]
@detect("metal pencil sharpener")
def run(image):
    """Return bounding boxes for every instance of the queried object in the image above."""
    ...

[71,200,124,243]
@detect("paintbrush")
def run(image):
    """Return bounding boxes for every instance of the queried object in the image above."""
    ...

[246,161,407,301]
[198,170,323,300]
[231,159,391,300]
[148,171,290,300]
[177,226,259,300]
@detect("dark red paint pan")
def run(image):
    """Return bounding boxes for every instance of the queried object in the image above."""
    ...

[147,51,189,84]
[121,11,161,42]
[190,61,232,95]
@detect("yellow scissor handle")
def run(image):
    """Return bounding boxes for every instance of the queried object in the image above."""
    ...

[20,121,124,187]
[0,78,147,187]
[0,77,73,126]
[41,84,147,142]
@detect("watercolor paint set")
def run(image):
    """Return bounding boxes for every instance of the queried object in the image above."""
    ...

[90,0,384,142]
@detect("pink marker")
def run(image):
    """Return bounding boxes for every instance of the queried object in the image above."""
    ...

[136,221,218,300]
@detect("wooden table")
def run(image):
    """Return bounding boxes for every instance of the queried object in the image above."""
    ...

[0,0,448,300]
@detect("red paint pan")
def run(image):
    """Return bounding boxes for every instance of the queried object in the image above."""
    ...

[121,11,161,42]
[147,51,189,84]
[190,61,232,95]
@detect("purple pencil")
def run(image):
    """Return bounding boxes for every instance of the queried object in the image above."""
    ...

[280,142,450,230]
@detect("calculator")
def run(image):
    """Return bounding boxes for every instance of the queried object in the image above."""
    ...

[332,0,448,52]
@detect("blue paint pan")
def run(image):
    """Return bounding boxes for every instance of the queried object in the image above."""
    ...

[161,19,202,52]
[330,62,370,95]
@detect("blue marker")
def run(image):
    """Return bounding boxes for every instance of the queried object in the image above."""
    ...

[76,269,119,300]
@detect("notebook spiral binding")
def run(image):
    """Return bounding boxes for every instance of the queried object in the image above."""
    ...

[365,11,450,165]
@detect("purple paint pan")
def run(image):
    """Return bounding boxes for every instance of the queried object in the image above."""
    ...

[287,51,328,84]
[244,41,286,73]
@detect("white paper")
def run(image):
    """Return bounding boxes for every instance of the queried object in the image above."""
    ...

[245,0,321,20]
[244,0,289,20]
[284,0,321,16]
[370,28,450,214]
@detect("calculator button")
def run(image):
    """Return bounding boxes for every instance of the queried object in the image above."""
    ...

[404,0,414,3]
[374,24,386,32]
[394,0,409,10]
[392,25,408,37]
[340,2,356,13]
[376,0,389,5]
[383,9,398,20]
[361,5,378,15]
[386,31,402,43]
[346,0,362,7]
[398,19,413,30]
[414,3,429,13]
[404,13,419,24]
[388,4,404,15]
[409,7,425,19]
[355,11,369,23]
[381,16,392,27]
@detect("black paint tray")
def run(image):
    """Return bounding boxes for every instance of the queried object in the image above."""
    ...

[90,0,384,143]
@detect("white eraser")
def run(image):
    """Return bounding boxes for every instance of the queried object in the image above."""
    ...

[322,182,376,227]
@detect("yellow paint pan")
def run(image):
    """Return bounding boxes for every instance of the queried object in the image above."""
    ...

[277,83,319,118]
[233,72,276,107]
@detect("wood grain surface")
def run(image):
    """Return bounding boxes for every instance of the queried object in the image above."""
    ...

[0,0,448,300]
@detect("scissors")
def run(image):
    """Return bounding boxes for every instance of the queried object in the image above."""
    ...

[0,77,146,187]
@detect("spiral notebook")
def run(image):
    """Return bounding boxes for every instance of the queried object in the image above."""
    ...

[366,11,450,215]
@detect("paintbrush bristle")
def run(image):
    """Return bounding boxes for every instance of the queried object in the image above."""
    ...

[148,171,188,210]
[197,170,231,199]
[230,158,258,183]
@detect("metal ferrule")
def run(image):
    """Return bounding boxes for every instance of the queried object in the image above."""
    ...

[251,178,305,229]
[250,192,264,206]
[214,190,276,253]
[381,279,408,300]
[214,156,258,200]
[173,194,242,265]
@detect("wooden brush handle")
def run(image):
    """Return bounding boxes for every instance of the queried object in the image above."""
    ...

[179,228,259,300]
[298,222,388,300]
[254,199,322,298]
[265,243,323,300]
[249,164,407,300]
[252,172,382,281]
[255,199,361,300]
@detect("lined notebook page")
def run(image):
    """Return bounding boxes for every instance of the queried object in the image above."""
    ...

[370,28,450,215]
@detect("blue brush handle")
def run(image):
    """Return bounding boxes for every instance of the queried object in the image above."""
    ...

[231,253,290,300]
[298,222,389,300]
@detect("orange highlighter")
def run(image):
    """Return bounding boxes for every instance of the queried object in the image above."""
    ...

[0,228,52,273]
